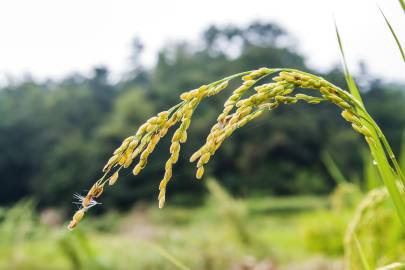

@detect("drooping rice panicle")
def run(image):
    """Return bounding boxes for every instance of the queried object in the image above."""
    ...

[68,68,405,231]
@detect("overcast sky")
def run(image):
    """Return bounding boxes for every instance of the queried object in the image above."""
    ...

[0,0,403,83]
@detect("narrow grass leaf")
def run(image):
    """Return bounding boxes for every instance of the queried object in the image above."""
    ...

[379,7,405,62]
[399,0,405,13]
[322,151,347,184]
[354,234,372,270]
[334,22,364,106]
[400,130,405,172]
[146,242,191,270]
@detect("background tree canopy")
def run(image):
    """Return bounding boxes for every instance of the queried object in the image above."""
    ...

[0,21,404,209]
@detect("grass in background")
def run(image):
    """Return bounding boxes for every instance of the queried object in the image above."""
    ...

[399,0,405,12]
[378,7,405,62]
[1,182,404,269]
[321,131,405,269]
[0,186,337,270]
[322,152,348,185]
[334,23,363,105]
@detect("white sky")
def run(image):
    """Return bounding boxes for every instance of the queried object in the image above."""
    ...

[0,0,403,83]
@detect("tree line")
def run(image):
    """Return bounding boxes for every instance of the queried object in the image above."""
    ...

[0,21,404,209]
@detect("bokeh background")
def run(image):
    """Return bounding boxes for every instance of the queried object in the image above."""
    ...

[0,0,404,269]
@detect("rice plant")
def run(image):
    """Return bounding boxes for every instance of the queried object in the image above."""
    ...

[344,185,405,269]
[319,131,405,269]
[68,67,405,233]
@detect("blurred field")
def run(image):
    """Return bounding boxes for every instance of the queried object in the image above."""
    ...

[1,179,404,270]
[0,182,339,270]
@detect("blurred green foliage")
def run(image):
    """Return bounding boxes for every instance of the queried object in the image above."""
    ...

[0,181,334,269]
[344,193,405,269]
[304,134,405,268]
[0,21,404,211]
[1,180,403,269]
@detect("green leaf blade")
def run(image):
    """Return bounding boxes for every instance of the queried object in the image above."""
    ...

[379,7,405,62]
